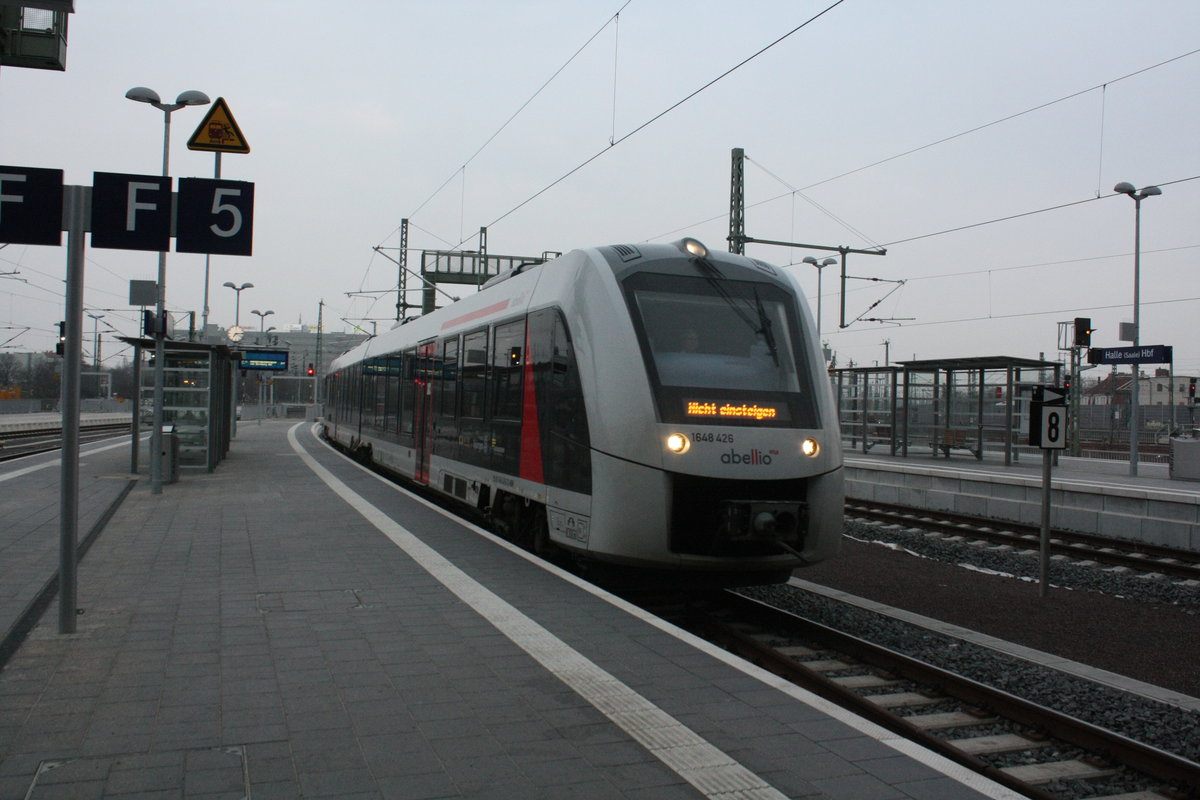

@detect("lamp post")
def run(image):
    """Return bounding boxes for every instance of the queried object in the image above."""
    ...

[126,86,211,495]
[224,281,254,327]
[802,255,837,338]
[251,309,275,332]
[1113,181,1162,477]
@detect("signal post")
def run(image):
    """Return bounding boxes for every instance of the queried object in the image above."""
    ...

[1029,386,1067,598]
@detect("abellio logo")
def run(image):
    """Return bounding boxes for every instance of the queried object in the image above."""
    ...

[721,448,776,465]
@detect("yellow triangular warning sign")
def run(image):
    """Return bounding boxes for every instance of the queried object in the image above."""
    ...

[187,97,250,154]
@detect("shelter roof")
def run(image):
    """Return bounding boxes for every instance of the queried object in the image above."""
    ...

[893,356,1058,371]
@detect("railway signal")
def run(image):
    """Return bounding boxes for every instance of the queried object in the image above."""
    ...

[1073,317,1093,347]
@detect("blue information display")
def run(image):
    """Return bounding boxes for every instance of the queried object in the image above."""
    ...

[239,350,289,371]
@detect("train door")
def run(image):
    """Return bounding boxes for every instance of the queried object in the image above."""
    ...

[413,340,436,484]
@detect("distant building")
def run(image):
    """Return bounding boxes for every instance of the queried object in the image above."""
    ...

[1083,368,1196,406]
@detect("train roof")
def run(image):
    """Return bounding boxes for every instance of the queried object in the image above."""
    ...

[328,238,795,372]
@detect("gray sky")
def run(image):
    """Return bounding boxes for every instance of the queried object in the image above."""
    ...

[2,1,1198,376]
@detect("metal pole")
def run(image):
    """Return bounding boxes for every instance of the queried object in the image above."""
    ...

[59,184,87,633]
[1129,196,1141,477]
[1169,360,1176,434]
[1039,447,1052,598]
[149,107,173,495]
[315,299,324,405]
[728,147,745,254]
[130,343,141,473]
[201,153,222,341]
[815,264,823,338]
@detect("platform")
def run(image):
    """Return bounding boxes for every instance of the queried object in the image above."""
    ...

[0,411,133,434]
[844,447,1200,552]
[0,421,1019,799]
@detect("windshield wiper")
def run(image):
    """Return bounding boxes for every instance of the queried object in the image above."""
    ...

[754,288,779,367]
[690,255,779,365]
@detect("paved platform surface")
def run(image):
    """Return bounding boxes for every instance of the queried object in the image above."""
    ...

[0,420,1015,800]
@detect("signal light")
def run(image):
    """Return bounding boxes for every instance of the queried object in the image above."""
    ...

[55,321,66,356]
[1190,379,1196,401]
[306,363,315,377]
[1073,317,1093,347]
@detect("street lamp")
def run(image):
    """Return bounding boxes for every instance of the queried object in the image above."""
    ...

[1113,181,1162,477]
[250,309,275,331]
[125,86,210,495]
[223,281,254,327]
[802,256,837,337]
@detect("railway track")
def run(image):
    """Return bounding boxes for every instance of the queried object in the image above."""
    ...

[677,589,1199,800]
[846,500,1200,582]
[0,423,132,462]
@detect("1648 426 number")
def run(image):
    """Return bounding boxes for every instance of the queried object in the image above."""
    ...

[692,432,735,444]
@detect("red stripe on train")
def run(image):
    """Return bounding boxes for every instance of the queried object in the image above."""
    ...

[518,327,544,483]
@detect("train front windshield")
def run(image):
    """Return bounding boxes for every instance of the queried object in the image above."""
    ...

[624,272,819,427]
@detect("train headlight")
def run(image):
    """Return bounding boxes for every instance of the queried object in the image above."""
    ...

[800,438,820,457]
[665,433,691,454]
[677,238,708,258]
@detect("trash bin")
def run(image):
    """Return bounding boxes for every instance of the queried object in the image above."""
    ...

[161,425,179,484]
[1169,437,1200,481]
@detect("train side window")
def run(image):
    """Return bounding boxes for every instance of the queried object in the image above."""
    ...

[370,358,388,431]
[491,320,525,420]
[351,364,364,429]
[461,329,488,419]
[440,336,460,418]
[399,349,416,435]
[528,308,591,493]
[385,354,402,434]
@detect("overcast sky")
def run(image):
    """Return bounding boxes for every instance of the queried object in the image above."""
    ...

[2,1,1197,377]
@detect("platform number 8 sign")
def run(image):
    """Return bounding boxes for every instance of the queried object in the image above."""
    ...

[1040,406,1066,449]
[1030,386,1067,450]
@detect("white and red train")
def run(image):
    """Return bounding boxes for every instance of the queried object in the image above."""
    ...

[323,238,843,585]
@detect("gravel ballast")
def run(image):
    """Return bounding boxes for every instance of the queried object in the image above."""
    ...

[738,520,1200,768]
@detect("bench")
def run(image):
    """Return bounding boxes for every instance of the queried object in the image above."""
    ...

[936,428,981,459]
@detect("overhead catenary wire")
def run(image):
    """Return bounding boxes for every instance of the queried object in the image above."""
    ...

[798,47,1200,194]
[644,48,1200,249]
[403,0,634,224]
[746,156,883,250]
[880,174,1200,249]
[483,0,849,232]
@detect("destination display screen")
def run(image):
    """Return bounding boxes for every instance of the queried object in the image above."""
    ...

[684,399,789,423]
[239,350,289,371]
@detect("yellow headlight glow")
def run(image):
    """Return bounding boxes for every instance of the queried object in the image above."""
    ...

[665,433,690,454]
[801,438,820,457]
